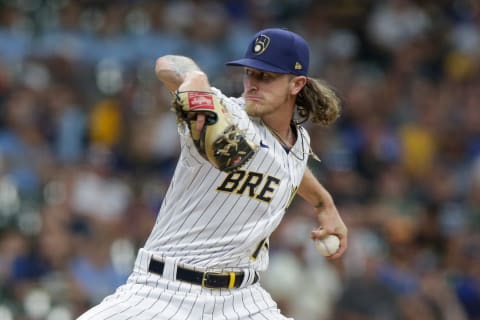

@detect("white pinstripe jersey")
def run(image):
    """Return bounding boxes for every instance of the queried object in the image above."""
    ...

[143,87,311,272]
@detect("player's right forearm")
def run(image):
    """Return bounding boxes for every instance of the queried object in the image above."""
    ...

[155,55,203,92]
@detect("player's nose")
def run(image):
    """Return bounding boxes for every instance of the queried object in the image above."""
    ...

[243,77,258,92]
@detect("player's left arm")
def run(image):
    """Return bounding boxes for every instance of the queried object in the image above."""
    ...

[155,55,207,92]
[155,55,210,131]
[297,167,348,259]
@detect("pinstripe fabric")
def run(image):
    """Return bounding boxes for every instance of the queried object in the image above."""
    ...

[77,251,293,320]
[77,280,292,320]
[77,87,307,319]
[143,88,310,272]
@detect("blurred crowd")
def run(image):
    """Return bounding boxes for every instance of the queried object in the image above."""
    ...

[0,0,479,319]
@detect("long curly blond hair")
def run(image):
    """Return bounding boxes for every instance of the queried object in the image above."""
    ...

[295,77,341,126]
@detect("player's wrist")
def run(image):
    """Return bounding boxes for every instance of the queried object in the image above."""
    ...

[314,193,334,210]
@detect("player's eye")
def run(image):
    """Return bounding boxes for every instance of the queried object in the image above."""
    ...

[259,72,271,81]
[244,69,276,82]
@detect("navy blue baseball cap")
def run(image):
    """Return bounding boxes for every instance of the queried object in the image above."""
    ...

[226,28,310,76]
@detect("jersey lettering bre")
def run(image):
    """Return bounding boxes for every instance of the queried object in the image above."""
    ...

[143,87,311,272]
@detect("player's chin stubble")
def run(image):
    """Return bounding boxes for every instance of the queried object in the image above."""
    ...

[245,100,263,117]
[245,100,277,117]
[245,94,288,117]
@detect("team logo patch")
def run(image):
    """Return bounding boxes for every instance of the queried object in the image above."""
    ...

[252,34,270,55]
[188,92,215,110]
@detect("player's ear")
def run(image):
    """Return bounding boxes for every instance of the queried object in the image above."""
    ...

[290,76,307,95]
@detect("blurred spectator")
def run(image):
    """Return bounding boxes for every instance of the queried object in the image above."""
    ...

[69,221,129,305]
[45,83,87,164]
[35,2,91,63]
[0,5,33,65]
[69,145,132,229]
[366,0,431,53]
[88,99,122,148]
[0,87,55,197]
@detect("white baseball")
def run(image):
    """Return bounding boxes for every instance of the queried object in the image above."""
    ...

[314,235,340,256]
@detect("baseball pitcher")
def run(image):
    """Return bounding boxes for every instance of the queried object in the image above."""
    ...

[77,28,347,320]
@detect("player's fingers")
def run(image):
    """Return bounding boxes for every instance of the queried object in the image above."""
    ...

[195,113,206,131]
[329,237,347,259]
[310,228,328,240]
[311,228,348,259]
[311,224,340,239]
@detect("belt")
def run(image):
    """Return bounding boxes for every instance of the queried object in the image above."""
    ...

[148,258,258,289]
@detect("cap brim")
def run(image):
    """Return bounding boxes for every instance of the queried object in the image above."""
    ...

[225,58,289,74]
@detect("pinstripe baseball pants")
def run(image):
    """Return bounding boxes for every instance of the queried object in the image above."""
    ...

[76,249,292,320]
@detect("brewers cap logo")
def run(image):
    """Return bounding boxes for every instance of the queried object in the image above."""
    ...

[252,34,270,55]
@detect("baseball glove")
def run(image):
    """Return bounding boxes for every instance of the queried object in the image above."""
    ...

[173,90,257,172]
